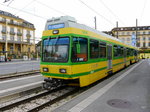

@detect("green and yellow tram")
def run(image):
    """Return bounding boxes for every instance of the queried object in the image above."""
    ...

[40,16,139,89]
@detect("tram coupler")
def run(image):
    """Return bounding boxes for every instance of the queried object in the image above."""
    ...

[43,78,63,90]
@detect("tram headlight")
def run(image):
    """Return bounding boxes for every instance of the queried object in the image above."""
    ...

[43,68,49,72]
[53,30,59,34]
[59,69,67,73]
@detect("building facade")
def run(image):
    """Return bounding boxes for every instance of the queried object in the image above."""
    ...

[0,10,35,59]
[111,26,150,50]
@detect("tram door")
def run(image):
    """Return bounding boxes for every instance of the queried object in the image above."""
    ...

[107,45,112,70]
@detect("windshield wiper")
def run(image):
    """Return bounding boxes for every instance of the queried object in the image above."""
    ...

[54,36,60,45]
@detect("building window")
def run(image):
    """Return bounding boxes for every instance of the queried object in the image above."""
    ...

[143,37,146,41]
[10,27,15,35]
[127,38,130,41]
[17,29,21,32]
[2,26,6,31]
[122,32,124,35]
[143,31,145,34]
[17,29,22,36]
[149,42,150,47]
[27,30,30,34]
[132,32,135,35]
[2,44,5,51]
[2,17,6,21]
[143,42,146,47]
[2,35,6,40]
[17,37,21,41]
[127,32,130,35]
[10,19,14,24]
[18,46,21,52]
[10,27,14,32]
[2,26,6,34]
[122,38,125,41]
[137,37,140,41]
[137,43,140,47]
[10,45,13,51]
[149,37,150,41]
[10,36,14,41]
[26,30,31,37]
[28,48,30,52]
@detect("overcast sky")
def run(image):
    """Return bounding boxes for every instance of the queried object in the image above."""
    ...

[0,0,149,41]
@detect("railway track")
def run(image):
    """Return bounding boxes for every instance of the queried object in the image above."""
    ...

[0,70,40,81]
[0,86,79,112]
[0,63,128,112]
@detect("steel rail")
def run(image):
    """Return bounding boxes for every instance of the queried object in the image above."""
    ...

[0,70,40,80]
[28,88,79,112]
[0,86,68,111]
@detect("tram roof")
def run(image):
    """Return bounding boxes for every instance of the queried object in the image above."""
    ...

[45,16,138,49]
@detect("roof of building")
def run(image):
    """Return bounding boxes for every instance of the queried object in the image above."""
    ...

[0,10,21,20]
[0,10,35,29]
[112,26,150,31]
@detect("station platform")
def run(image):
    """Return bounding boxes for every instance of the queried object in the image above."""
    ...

[53,59,150,112]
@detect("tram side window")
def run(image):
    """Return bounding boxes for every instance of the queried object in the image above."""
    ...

[133,50,138,56]
[114,45,118,57]
[72,37,88,62]
[127,48,130,56]
[118,46,124,57]
[134,50,138,56]
[123,47,127,57]
[99,42,106,58]
[130,49,134,56]
[90,39,99,59]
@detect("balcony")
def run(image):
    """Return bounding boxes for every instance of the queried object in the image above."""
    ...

[9,31,15,35]
[10,36,14,41]
[17,32,22,36]
[0,19,6,24]
[1,30,6,34]
[8,21,17,26]
[26,34,31,37]
[27,38,30,43]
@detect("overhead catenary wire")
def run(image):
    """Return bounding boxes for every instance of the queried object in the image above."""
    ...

[6,0,14,6]
[78,0,115,26]
[1,0,68,20]
[35,0,67,16]
[3,0,11,3]
[0,3,48,20]
[3,0,14,6]
[140,0,147,23]
[14,0,37,15]
[98,0,126,26]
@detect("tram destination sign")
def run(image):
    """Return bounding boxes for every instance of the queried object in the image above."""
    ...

[48,23,65,30]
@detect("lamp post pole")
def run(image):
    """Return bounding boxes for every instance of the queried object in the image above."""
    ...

[5,20,8,61]
[116,21,118,38]
[136,19,138,47]
[94,16,97,30]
